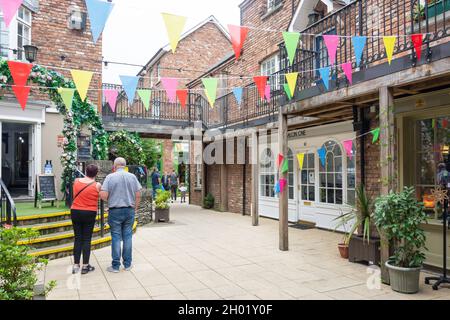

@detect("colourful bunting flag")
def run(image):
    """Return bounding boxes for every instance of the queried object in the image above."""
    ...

[7,61,32,86]
[161,13,187,54]
[279,179,288,193]
[177,89,188,109]
[297,153,305,170]
[323,35,339,65]
[103,89,118,112]
[161,78,178,103]
[70,69,93,101]
[85,0,114,43]
[0,0,23,28]
[228,25,249,60]
[443,119,448,128]
[277,154,284,168]
[274,181,281,194]
[281,159,289,174]
[58,88,75,110]
[283,32,300,66]
[120,75,139,105]
[283,84,292,100]
[233,87,243,107]
[285,72,298,97]
[253,76,268,100]
[137,89,151,111]
[264,84,271,101]
[371,128,380,144]
[383,36,396,65]
[343,140,354,160]
[352,36,366,67]
[318,147,326,167]
[342,62,353,85]
[319,67,330,90]
[202,78,218,108]
[411,34,423,61]
[12,86,30,110]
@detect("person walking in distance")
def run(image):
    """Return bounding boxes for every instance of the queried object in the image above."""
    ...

[150,167,160,199]
[100,158,142,273]
[162,171,169,192]
[169,170,178,203]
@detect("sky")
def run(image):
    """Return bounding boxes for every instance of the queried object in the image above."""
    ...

[102,0,242,84]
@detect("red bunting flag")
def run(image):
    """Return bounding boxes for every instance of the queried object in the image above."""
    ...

[277,154,284,168]
[12,86,31,110]
[411,34,423,61]
[253,76,268,100]
[177,89,188,109]
[7,61,32,86]
[228,25,249,61]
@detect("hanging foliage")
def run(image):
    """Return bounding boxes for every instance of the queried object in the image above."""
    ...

[108,130,145,165]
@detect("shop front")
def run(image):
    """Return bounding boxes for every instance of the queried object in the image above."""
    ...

[397,88,450,270]
[258,121,357,231]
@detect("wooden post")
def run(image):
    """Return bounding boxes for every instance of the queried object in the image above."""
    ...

[379,86,395,284]
[278,112,289,251]
[251,131,259,226]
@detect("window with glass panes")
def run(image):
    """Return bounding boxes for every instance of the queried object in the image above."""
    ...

[287,149,294,200]
[17,6,31,61]
[319,141,343,205]
[261,54,280,90]
[260,148,276,198]
[0,16,8,58]
[301,153,316,201]
[347,143,356,205]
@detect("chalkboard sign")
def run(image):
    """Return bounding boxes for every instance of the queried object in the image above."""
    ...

[36,175,56,202]
[77,135,92,161]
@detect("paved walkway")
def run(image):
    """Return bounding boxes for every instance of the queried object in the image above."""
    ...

[44,204,450,300]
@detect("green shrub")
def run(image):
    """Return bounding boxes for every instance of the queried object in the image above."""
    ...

[203,193,215,209]
[0,228,56,300]
[155,189,171,210]
[374,187,428,268]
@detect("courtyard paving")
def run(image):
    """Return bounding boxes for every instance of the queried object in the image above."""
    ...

[43,204,450,300]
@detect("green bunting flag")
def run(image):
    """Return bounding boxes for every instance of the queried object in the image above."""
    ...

[283,32,300,66]
[371,127,380,144]
[137,89,152,111]
[202,78,218,108]
[57,88,75,110]
[281,159,289,174]
[283,84,292,100]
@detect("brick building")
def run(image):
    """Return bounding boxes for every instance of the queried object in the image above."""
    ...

[0,0,102,199]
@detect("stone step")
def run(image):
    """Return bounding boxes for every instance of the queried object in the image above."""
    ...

[16,211,72,226]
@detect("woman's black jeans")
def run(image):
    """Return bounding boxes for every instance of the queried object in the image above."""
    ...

[71,210,97,265]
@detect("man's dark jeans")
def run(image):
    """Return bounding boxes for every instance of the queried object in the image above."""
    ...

[108,207,135,270]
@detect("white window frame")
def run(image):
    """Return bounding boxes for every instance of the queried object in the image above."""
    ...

[260,147,276,198]
[319,140,344,205]
[260,54,280,91]
[195,158,202,188]
[16,6,31,61]
[300,152,316,202]
[0,5,32,61]
[287,149,295,200]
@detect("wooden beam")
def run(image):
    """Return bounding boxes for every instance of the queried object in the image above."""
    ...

[251,131,259,226]
[278,113,289,251]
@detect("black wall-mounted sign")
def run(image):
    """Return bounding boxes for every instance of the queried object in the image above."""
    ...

[77,135,92,161]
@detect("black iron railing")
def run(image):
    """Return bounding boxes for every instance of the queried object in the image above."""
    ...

[0,179,17,227]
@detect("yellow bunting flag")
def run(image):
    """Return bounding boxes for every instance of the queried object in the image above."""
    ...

[382,36,396,65]
[57,88,75,110]
[297,153,305,170]
[70,69,93,101]
[285,72,298,97]
[161,13,187,54]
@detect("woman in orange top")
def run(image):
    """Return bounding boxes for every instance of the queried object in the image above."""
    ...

[71,164,101,275]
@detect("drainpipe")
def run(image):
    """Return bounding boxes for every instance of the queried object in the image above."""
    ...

[242,137,247,216]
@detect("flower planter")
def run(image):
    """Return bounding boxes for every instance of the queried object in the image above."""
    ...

[33,284,46,300]
[386,261,421,294]
[154,208,170,223]
[348,235,381,265]
[338,243,349,259]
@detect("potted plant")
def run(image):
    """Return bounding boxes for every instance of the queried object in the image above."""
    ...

[0,228,56,300]
[413,3,425,22]
[154,189,171,223]
[334,210,351,259]
[374,187,428,294]
[203,193,215,209]
[37,192,44,209]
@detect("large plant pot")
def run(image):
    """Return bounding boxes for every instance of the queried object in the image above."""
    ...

[154,208,170,223]
[348,235,381,265]
[338,244,349,259]
[386,261,421,294]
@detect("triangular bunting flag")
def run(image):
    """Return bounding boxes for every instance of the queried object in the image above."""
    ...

[283,84,292,100]
[161,13,187,54]
[264,84,271,101]
[274,181,281,194]
[285,72,298,97]
[177,89,188,109]
[281,159,289,174]
[319,67,330,90]
[202,78,218,108]
[228,25,249,60]
[70,69,93,101]
[103,89,118,112]
[12,86,30,110]
[279,179,288,193]
[85,0,114,43]
[7,61,32,86]
[161,78,178,103]
[0,0,23,28]
[383,36,396,65]
[352,36,366,67]
[137,89,151,111]
[277,154,284,168]
[323,35,340,65]
[297,153,305,170]
[343,140,354,160]
[318,147,327,167]
[119,75,139,105]
[342,62,353,85]
[233,87,243,107]
[58,88,75,110]
[253,76,268,100]
[283,32,301,66]
[411,34,423,61]
[371,128,381,144]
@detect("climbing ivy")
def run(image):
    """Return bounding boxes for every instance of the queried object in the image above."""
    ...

[0,60,108,192]
[108,130,145,165]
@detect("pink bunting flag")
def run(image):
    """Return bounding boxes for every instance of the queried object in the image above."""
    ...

[264,84,271,101]
[343,140,354,160]
[323,35,340,65]
[161,77,178,103]
[103,89,118,112]
[342,62,353,85]
[279,179,288,193]
[0,0,23,27]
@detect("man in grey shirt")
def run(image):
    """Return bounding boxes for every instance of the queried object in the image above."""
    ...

[100,157,142,273]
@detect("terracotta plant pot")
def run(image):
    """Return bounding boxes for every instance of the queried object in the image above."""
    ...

[338,243,349,259]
